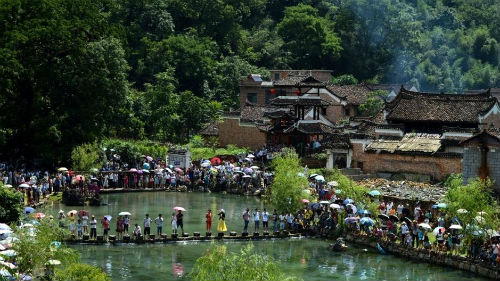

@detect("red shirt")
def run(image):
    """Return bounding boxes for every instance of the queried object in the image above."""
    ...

[206,213,212,223]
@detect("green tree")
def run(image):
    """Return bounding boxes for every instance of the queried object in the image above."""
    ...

[0,185,24,224]
[331,74,359,85]
[55,263,110,281]
[358,90,388,117]
[268,148,309,214]
[190,244,300,281]
[71,142,105,173]
[277,4,342,69]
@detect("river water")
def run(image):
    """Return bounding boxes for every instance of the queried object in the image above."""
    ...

[46,192,487,281]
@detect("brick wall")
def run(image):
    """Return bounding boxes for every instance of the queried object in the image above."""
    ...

[217,117,267,149]
[487,149,500,190]
[239,86,267,108]
[360,152,462,181]
[463,146,481,185]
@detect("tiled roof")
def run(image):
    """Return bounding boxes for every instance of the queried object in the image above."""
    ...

[283,120,336,134]
[326,84,373,105]
[263,108,293,119]
[240,104,276,122]
[199,122,219,136]
[385,87,496,124]
[365,133,442,154]
[270,96,330,106]
[321,134,351,149]
[273,75,326,87]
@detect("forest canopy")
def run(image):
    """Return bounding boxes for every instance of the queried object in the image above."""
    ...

[0,0,498,165]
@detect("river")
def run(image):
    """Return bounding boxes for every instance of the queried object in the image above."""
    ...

[46,192,488,281]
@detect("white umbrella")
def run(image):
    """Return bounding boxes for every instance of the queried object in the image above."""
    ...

[0,261,16,269]
[242,175,252,178]
[46,260,61,265]
[173,207,186,212]
[0,230,12,235]
[0,250,17,257]
[0,269,11,277]
[346,203,357,214]
[104,215,112,221]
[200,162,210,168]
[20,224,34,229]
[250,166,259,170]
[165,168,173,173]
[3,184,12,188]
[418,223,431,230]
[319,201,330,204]
[486,229,500,237]
[118,212,131,216]
[314,175,325,182]
[457,209,468,214]
[0,224,11,231]
[247,154,255,158]
[433,227,446,236]
[19,183,30,188]
[477,211,487,216]
[0,237,19,244]
[475,216,486,224]
[329,203,341,209]
[327,181,338,187]
[57,167,68,172]
[449,224,463,230]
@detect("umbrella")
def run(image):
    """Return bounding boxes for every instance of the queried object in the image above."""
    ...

[142,163,150,170]
[20,224,33,229]
[242,175,252,178]
[486,229,499,237]
[174,167,183,173]
[73,175,85,182]
[310,203,320,210]
[67,210,77,216]
[3,184,12,188]
[457,209,468,214]
[297,172,305,177]
[129,168,137,172]
[418,223,431,230]
[389,215,399,222]
[346,204,357,214]
[0,237,18,244]
[78,210,89,218]
[243,158,251,162]
[0,261,16,269]
[319,201,330,204]
[314,175,325,182]
[0,230,12,235]
[369,190,381,196]
[432,203,447,209]
[359,210,371,215]
[137,170,143,174]
[46,260,61,266]
[142,169,150,173]
[403,217,412,225]
[344,217,360,223]
[35,213,45,219]
[0,224,10,231]
[301,199,310,203]
[211,157,221,166]
[19,183,30,188]
[433,227,446,236]
[343,198,354,205]
[174,207,186,212]
[477,211,487,216]
[24,207,35,214]
[244,168,253,174]
[334,189,342,194]
[309,174,319,179]
[329,203,341,209]
[474,216,486,224]
[155,169,163,174]
[449,224,463,230]
[0,250,16,257]
[360,217,375,226]
[327,181,339,187]
[57,167,68,172]
[118,212,131,216]
[378,214,390,220]
[0,269,11,277]
[247,154,255,158]
[250,166,259,170]
[165,168,173,173]
[146,156,153,162]
[104,215,112,221]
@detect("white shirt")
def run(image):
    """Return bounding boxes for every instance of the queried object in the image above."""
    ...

[401,224,408,234]
[155,217,163,227]
[90,219,97,229]
[144,217,152,227]
[262,212,269,222]
[253,212,260,221]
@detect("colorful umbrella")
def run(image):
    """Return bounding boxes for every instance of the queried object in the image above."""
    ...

[24,207,35,214]
[67,210,77,216]
[146,156,153,162]
[142,163,150,170]
[78,210,89,218]
[73,175,85,182]
[244,168,253,174]
[129,168,137,172]
[104,215,112,221]
[360,217,375,226]
[211,157,221,166]
[433,227,446,236]
[369,190,381,196]
[301,199,310,203]
[343,198,354,205]
[174,207,186,212]
[35,213,45,219]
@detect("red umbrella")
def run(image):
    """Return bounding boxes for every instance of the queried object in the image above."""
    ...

[211,157,221,166]
[174,167,183,175]
[74,175,85,182]
[78,210,89,218]
[35,213,45,219]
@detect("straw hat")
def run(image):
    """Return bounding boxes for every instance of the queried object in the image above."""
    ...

[220,209,225,213]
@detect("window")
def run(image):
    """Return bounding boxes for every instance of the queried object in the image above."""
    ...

[247,93,257,103]
[321,107,327,115]
[345,108,350,116]
[265,90,273,104]
[274,73,280,80]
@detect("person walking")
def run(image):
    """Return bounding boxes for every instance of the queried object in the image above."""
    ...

[272,210,278,232]
[262,208,269,231]
[217,209,227,232]
[253,208,260,232]
[176,210,184,235]
[155,214,163,236]
[90,215,97,240]
[205,209,212,232]
[243,208,250,233]
[144,214,152,238]
[171,212,178,234]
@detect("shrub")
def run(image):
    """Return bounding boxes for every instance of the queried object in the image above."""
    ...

[0,184,23,224]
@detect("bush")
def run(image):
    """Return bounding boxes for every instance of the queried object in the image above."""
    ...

[190,244,300,281]
[0,184,24,224]
[56,263,110,281]
[268,149,310,213]
[71,142,105,173]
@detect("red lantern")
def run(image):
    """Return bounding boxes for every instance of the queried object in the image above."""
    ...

[270,88,276,94]
[295,90,301,96]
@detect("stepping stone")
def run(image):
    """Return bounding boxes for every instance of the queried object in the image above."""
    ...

[230,231,237,236]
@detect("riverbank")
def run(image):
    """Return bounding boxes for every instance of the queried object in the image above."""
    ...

[345,233,500,280]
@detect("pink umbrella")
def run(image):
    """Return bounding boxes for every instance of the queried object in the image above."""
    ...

[301,199,310,203]
[173,206,186,212]
[129,168,137,172]
[73,175,85,182]
[35,213,45,219]
[146,156,153,162]
[137,170,143,174]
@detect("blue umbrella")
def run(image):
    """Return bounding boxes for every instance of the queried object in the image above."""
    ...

[359,210,371,215]
[369,190,381,196]
[310,203,320,210]
[24,207,35,214]
[343,198,354,205]
[431,203,447,209]
[360,217,375,226]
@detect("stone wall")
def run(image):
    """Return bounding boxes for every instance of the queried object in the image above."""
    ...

[463,147,481,186]
[217,117,267,150]
[487,149,500,191]
[358,152,462,181]
[345,234,500,280]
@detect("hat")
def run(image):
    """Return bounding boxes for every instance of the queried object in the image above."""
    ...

[59,210,64,213]
[220,209,225,213]
[401,222,406,225]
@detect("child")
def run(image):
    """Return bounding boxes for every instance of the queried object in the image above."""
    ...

[77,219,83,238]
[133,224,142,239]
